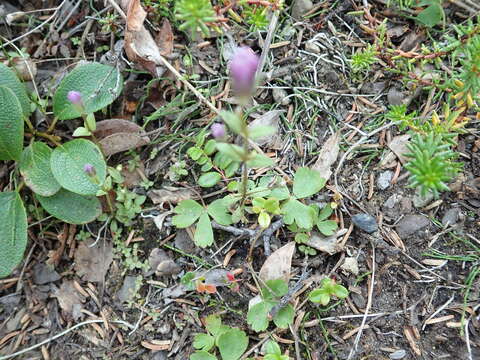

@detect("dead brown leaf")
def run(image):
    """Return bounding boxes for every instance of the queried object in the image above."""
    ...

[124,0,165,76]
[156,19,174,56]
[74,238,113,283]
[248,110,283,147]
[100,133,150,157]
[93,119,148,139]
[148,187,195,205]
[313,132,340,182]
[259,242,295,282]
[388,134,411,164]
[52,280,85,321]
[305,231,344,255]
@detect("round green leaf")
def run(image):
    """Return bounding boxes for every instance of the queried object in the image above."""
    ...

[317,220,338,236]
[19,142,61,196]
[172,199,204,228]
[0,86,24,161]
[0,63,30,116]
[273,304,294,329]
[293,167,326,199]
[36,188,102,224]
[194,212,214,248]
[217,329,248,360]
[0,192,27,278]
[50,139,106,196]
[53,62,123,120]
[258,211,271,229]
[333,284,349,299]
[198,172,221,188]
[190,351,217,360]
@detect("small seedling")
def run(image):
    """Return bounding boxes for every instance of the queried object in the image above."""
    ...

[308,278,349,306]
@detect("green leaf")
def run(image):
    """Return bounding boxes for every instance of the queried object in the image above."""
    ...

[214,151,233,169]
[198,172,222,188]
[308,289,331,306]
[269,185,290,201]
[188,146,203,161]
[318,204,333,221]
[53,62,123,120]
[0,86,24,161]
[193,333,215,351]
[317,220,338,236]
[0,63,31,116]
[416,3,443,27]
[19,142,61,196]
[294,233,309,244]
[263,279,289,299]
[50,139,106,196]
[217,329,248,360]
[247,300,275,332]
[246,152,274,168]
[258,211,271,229]
[293,167,326,199]
[281,198,316,230]
[264,341,282,356]
[190,351,218,360]
[207,198,234,226]
[204,139,217,155]
[249,125,275,140]
[172,199,204,228]
[264,198,280,214]
[224,162,240,177]
[220,111,242,135]
[194,212,214,247]
[36,188,102,224]
[273,304,294,329]
[332,284,349,299]
[216,143,245,162]
[72,127,91,137]
[205,315,230,337]
[0,192,27,278]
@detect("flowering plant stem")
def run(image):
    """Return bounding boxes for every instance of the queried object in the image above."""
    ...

[238,106,250,213]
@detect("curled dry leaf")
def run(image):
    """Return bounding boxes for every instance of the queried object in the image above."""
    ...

[148,187,195,205]
[259,241,295,282]
[156,19,174,56]
[305,229,347,255]
[313,132,340,182]
[124,0,166,76]
[388,134,411,164]
[52,280,85,321]
[74,238,113,282]
[93,119,150,156]
[248,110,283,147]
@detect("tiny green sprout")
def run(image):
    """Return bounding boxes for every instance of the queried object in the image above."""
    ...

[250,197,281,229]
[309,278,349,306]
[175,0,217,37]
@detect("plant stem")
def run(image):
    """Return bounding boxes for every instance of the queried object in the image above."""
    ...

[47,117,59,133]
[238,106,250,211]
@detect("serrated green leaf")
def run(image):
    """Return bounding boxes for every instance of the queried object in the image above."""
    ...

[188,146,203,161]
[205,315,230,337]
[36,188,102,224]
[193,333,215,351]
[281,198,315,230]
[293,167,326,199]
[0,86,24,161]
[0,63,30,116]
[317,220,338,236]
[207,198,234,226]
[247,300,275,332]
[217,329,248,360]
[53,62,123,120]
[198,172,221,188]
[172,199,203,228]
[194,212,214,247]
[50,139,106,196]
[263,279,289,299]
[0,192,27,278]
[19,142,61,196]
[190,351,218,360]
[273,304,294,329]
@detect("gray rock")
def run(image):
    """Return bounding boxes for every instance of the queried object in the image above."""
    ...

[156,260,181,277]
[377,170,393,190]
[352,213,378,233]
[174,229,195,253]
[272,88,290,105]
[387,87,406,106]
[395,215,430,238]
[351,292,366,309]
[305,40,321,54]
[291,0,313,20]
[153,352,168,360]
[383,194,400,209]
[341,257,359,275]
[116,276,139,303]
[413,189,434,208]
[442,208,461,227]
[390,349,407,359]
[33,263,61,285]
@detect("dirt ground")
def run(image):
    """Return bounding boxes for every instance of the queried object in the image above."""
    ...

[0,0,479,359]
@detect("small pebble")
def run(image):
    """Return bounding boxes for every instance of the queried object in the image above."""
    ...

[352,213,378,233]
[413,189,434,208]
[377,170,393,190]
[305,40,321,54]
[341,257,359,275]
[291,0,313,20]
[395,215,429,238]
[387,87,406,105]
[272,88,290,105]
[441,208,461,227]
[389,349,407,360]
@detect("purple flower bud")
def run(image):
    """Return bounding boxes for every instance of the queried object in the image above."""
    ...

[211,123,226,138]
[229,47,260,95]
[83,163,96,177]
[67,91,83,105]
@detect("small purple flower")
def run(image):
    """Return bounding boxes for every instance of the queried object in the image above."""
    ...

[67,91,83,105]
[211,123,226,138]
[229,47,260,95]
[83,163,96,177]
